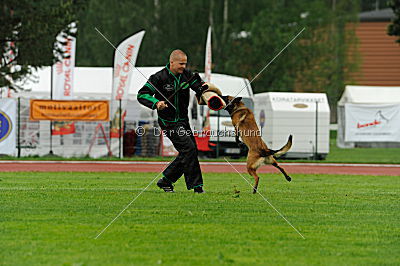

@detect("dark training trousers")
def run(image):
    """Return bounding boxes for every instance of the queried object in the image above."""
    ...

[160,121,203,189]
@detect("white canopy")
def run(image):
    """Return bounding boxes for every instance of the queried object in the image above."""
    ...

[15,66,162,97]
[337,85,400,148]
[14,66,252,98]
[338,85,400,105]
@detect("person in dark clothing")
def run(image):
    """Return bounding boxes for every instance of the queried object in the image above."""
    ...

[137,49,207,193]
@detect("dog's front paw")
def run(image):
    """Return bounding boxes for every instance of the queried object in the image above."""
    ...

[286,176,292,182]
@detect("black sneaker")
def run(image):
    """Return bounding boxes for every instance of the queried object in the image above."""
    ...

[157,178,174,192]
[194,186,205,193]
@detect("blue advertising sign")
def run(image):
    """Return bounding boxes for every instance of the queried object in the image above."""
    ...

[0,110,12,143]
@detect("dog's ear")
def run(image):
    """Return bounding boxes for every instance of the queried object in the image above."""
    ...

[233,97,242,103]
[221,96,230,104]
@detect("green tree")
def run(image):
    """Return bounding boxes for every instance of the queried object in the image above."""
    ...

[222,0,359,121]
[76,0,210,68]
[76,0,267,71]
[388,0,400,43]
[0,0,87,91]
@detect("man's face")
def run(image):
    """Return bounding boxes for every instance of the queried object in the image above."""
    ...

[170,55,187,75]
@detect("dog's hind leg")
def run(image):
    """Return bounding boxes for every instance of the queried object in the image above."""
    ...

[247,167,260,194]
[271,158,291,182]
[247,154,264,193]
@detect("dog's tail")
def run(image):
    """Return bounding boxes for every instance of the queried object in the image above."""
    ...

[260,135,293,158]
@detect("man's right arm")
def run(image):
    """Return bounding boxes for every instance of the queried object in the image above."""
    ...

[137,75,160,110]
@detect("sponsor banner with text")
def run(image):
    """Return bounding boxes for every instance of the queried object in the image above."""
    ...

[30,100,109,121]
[52,23,77,135]
[345,103,400,142]
[110,30,145,138]
[52,36,76,100]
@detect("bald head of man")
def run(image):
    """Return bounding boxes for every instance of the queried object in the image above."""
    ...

[169,49,187,75]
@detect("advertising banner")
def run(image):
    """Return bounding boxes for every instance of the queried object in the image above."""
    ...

[345,103,400,142]
[52,23,77,135]
[30,100,109,121]
[0,99,16,155]
[110,30,145,138]
[52,36,76,100]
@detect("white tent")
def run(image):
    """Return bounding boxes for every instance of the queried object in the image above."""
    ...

[14,66,252,97]
[14,66,162,96]
[337,85,400,148]
[254,92,330,159]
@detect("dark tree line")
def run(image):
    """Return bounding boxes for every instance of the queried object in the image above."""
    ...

[388,0,400,43]
[0,0,86,91]
[2,0,377,121]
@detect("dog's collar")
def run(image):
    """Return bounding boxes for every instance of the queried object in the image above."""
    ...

[230,107,247,116]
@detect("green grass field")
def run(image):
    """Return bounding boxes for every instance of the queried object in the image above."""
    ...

[1,171,399,265]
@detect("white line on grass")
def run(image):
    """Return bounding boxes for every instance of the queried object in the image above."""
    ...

[224,157,306,239]
[94,159,174,239]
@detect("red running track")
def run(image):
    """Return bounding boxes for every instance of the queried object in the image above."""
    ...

[0,161,399,176]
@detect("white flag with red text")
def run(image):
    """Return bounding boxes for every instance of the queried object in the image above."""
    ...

[110,30,145,138]
[52,23,77,135]
[204,26,212,83]
[52,25,76,100]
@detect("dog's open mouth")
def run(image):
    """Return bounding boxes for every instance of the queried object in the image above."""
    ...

[208,96,225,111]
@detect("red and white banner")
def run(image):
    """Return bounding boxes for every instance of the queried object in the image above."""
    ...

[52,23,77,135]
[345,103,400,142]
[110,30,145,138]
[204,26,212,83]
[52,35,76,99]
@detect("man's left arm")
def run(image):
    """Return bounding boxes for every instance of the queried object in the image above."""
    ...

[184,71,208,100]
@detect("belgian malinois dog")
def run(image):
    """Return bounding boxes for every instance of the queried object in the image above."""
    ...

[223,96,293,193]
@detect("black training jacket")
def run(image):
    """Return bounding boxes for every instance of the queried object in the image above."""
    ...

[137,64,203,126]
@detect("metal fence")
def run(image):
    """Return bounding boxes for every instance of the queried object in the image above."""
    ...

[16,98,160,158]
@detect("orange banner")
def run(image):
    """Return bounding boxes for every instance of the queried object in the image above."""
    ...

[30,100,109,121]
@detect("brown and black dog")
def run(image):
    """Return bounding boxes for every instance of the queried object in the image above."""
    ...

[223,96,293,193]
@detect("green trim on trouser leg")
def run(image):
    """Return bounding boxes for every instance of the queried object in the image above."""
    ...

[192,184,203,189]
[163,176,173,184]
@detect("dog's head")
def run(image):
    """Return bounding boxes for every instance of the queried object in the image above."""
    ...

[222,96,243,114]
